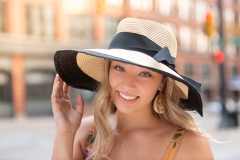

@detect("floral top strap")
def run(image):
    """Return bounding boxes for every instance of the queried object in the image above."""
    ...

[86,121,97,158]
[162,128,186,160]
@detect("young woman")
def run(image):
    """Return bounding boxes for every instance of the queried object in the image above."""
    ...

[51,18,214,160]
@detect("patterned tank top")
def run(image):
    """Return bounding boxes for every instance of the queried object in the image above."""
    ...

[86,122,186,159]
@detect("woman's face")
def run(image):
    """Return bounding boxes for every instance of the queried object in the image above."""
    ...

[109,61,165,114]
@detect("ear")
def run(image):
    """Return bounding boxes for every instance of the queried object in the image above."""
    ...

[158,77,167,91]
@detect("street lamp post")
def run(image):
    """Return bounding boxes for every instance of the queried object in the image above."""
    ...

[217,0,238,128]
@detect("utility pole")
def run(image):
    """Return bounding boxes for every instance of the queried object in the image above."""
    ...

[217,0,238,128]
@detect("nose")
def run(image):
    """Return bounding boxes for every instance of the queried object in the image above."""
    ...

[122,73,136,90]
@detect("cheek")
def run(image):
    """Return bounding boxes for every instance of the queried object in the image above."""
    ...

[138,80,160,96]
[109,72,120,89]
[140,79,160,89]
[142,85,158,97]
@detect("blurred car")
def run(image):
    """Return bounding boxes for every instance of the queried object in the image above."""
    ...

[204,98,240,114]
[228,76,240,91]
[204,101,222,114]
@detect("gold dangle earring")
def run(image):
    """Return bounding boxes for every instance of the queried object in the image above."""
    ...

[153,91,167,114]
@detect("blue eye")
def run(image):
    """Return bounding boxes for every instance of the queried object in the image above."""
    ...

[140,72,151,77]
[115,66,124,71]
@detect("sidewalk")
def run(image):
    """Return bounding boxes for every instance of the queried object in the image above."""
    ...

[0,112,239,160]
[191,112,240,160]
[0,116,55,160]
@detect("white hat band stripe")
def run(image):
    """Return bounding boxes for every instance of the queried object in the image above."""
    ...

[86,49,182,79]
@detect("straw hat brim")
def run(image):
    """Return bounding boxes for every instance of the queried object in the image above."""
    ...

[54,49,203,116]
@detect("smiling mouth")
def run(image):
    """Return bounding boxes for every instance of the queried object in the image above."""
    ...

[118,92,138,100]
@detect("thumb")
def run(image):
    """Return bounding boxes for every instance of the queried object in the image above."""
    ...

[75,94,84,115]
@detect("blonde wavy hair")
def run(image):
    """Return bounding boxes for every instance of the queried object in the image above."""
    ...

[87,59,211,160]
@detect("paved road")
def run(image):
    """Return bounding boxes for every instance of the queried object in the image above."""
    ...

[191,112,240,160]
[0,111,239,160]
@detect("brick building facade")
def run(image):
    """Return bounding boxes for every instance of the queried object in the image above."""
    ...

[0,0,240,117]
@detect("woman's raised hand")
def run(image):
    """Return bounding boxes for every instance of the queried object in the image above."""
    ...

[51,74,84,134]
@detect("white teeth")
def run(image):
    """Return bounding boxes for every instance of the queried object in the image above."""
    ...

[119,92,137,100]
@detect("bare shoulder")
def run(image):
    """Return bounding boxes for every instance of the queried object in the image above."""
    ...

[73,115,94,159]
[75,115,94,143]
[175,130,214,160]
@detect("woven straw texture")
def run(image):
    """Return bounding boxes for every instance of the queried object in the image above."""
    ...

[117,18,177,58]
[54,18,203,116]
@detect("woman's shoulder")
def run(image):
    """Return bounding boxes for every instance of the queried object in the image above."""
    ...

[73,115,94,158]
[175,130,214,160]
[76,115,94,138]
[80,115,95,130]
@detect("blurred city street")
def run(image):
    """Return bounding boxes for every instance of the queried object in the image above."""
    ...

[0,109,239,160]
[0,0,240,159]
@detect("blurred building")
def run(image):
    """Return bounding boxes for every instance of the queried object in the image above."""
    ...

[0,0,240,118]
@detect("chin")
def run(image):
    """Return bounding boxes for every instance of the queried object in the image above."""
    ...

[114,103,136,114]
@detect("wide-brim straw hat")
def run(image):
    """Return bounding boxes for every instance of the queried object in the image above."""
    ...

[54,18,203,116]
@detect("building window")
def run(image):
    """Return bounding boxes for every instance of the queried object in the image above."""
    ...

[179,26,193,52]
[106,0,124,7]
[196,29,209,54]
[177,0,191,20]
[201,64,211,100]
[105,18,119,42]
[0,71,12,117]
[212,6,219,26]
[26,71,55,116]
[0,2,6,32]
[26,5,55,39]
[63,0,90,14]
[224,8,235,25]
[130,0,153,12]
[201,64,210,83]
[26,71,55,99]
[69,15,93,40]
[232,66,238,76]
[184,63,193,78]
[224,0,234,4]
[158,0,175,16]
[194,0,207,23]
[239,13,240,26]
[226,43,236,57]
[0,72,11,101]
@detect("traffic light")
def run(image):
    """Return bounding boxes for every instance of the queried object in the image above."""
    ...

[204,10,214,37]
[98,0,105,14]
[214,50,224,63]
